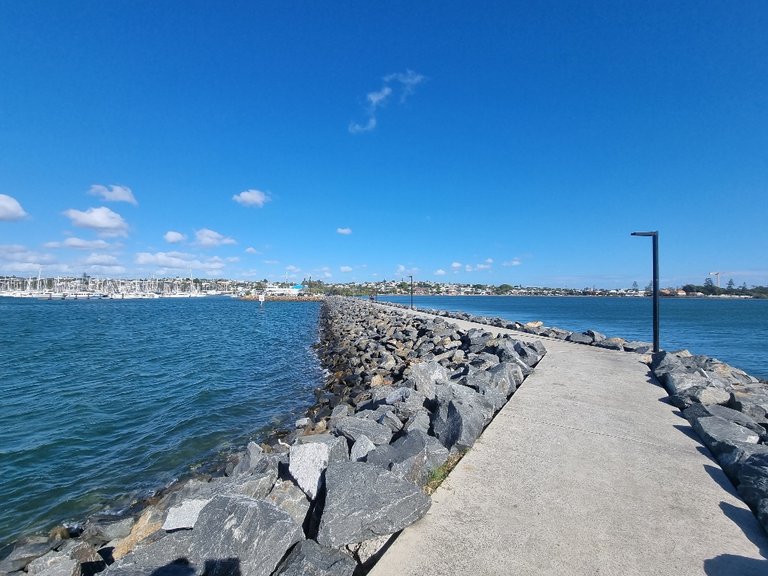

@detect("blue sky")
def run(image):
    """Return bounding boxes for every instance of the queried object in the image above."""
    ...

[1,1,766,288]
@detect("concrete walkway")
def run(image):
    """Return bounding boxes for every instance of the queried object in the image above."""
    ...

[370,312,768,576]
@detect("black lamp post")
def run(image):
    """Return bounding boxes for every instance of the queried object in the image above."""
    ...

[631,231,660,353]
[408,274,414,309]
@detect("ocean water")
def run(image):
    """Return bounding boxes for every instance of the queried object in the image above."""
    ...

[0,298,323,549]
[380,295,768,380]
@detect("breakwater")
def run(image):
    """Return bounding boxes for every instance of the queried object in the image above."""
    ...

[379,300,768,536]
[1,297,546,575]
[380,294,768,379]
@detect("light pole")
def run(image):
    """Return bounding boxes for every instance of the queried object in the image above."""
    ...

[408,274,414,309]
[631,231,660,353]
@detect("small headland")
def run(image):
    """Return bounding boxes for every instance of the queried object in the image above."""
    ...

[1,296,546,576]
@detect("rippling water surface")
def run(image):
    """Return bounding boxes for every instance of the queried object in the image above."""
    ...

[0,298,323,548]
[380,295,768,380]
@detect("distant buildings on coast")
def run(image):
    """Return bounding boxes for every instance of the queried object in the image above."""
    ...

[0,275,763,300]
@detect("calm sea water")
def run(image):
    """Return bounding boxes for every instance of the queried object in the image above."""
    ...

[0,298,323,549]
[380,295,768,380]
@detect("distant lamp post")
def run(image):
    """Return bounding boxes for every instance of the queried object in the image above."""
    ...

[409,274,414,309]
[631,230,660,353]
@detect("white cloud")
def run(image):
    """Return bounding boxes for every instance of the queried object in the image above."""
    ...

[485,258,494,264]
[349,117,377,134]
[84,253,118,266]
[340,266,353,273]
[0,244,57,273]
[88,184,137,205]
[263,260,279,265]
[367,86,392,106]
[476,263,492,270]
[336,227,352,235]
[135,251,226,273]
[435,269,446,276]
[245,247,260,254]
[451,262,462,270]
[503,258,522,267]
[88,264,126,274]
[286,265,300,273]
[233,189,270,207]
[63,206,128,236]
[44,237,110,250]
[350,69,425,134]
[396,264,419,276]
[195,228,236,247]
[0,194,28,221]
[465,265,474,272]
[164,231,186,244]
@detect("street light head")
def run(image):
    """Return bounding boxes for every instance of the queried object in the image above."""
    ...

[631,231,658,237]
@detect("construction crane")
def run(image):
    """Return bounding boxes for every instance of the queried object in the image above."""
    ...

[709,272,721,288]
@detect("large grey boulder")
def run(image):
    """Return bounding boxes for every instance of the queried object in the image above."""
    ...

[162,499,211,531]
[105,531,195,575]
[687,404,767,438]
[389,388,427,421]
[316,462,431,548]
[274,540,356,576]
[595,337,625,351]
[731,389,768,425]
[692,416,760,457]
[289,435,348,500]
[231,441,264,477]
[266,480,310,527]
[566,332,593,345]
[80,517,135,547]
[431,383,495,451]
[403,410,431,434]
[513,341,545,367]
[465,362,522,411]
[662,369,709,396]
[366,429,449,486]
[492,339,533,376]
[332,416,393,446]
[29,557,79,576]
[737,454,768,532]
[27,552,80,576]
[718,442,768,482]
[188,495,303,576]
[350,435,377,462]
[407,361,450,400]
[0,539,55,573]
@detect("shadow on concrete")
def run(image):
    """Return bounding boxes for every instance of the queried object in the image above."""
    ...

[703,502,768,575]
[703,464,739,497]
[673,423,701,443]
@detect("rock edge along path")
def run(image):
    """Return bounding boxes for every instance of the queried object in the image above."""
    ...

[370,308,768,576]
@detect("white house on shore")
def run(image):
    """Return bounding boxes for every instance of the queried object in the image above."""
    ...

[265,283,303,296]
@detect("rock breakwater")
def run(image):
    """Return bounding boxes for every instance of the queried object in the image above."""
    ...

[651,350,768,534]
[379,300,653,354]
[378,300,768,536]
[1,297,545,576]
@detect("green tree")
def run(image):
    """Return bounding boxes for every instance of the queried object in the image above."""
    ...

[703,277,716,295]
[727,278,735,291]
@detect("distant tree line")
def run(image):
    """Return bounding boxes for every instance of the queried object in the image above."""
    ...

[681,278,768,299]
